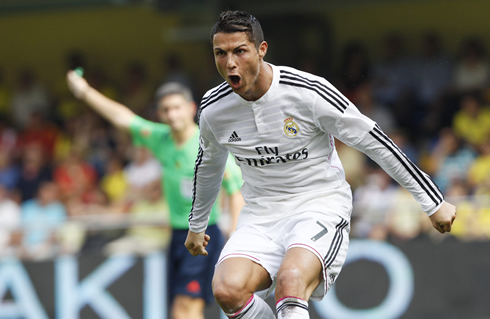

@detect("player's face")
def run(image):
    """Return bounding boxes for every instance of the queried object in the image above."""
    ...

[213,32,267,97]
[157,94,196,132]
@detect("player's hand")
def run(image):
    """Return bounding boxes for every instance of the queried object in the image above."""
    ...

[66,70,90,99]
[429,201,456,234]
[184,230,210,256]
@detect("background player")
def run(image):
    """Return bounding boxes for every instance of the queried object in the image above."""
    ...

[185,10,456,319]
[66,74,244,319]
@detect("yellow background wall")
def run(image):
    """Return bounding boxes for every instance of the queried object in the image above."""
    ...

[326,0,490,60]
[0,6,210,88]
[1,0,490,88]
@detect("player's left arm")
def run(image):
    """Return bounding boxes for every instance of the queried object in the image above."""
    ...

[312,78,456,232]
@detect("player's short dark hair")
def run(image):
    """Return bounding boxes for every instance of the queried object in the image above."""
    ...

[211,10,264,49]
[154,82,193,104]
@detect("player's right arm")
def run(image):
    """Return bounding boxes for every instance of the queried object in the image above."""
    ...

[185,109,229,256]
[66,70,135,131]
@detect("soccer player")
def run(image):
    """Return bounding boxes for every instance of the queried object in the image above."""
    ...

[65,76,244,319]
[184,10,457,319]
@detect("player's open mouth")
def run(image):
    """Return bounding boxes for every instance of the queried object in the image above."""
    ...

[228,75,241,87]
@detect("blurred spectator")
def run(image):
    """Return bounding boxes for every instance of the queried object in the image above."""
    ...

[389,129,419,165]
[336,42,370,101]
[352,169,397,240]
[0,184,21,257]
[413,32,452,108]
[0,147,20,190]
[74,191,126,255]
[53,144,98,201]
[63,187,122,256]
[10,69,51,129]
[104,180,170,256]
[452,92,490,148]
[100,155,128,204]
[53,117,80,164]
[429,128,476,194]
[355,82,395,134]
[15,143,52,202]
[371,33,414,107]
[84,115,119,177]
[467,139,490,189]
[0,117,18,152]
[120,61,152,115]
[17,112,60,159]
[446,180,478,240]
[386,188,425,242]
[20,182,66,260]
[0,67,10,119]
[453,38,489,93]
[335,139,366,190]
[124,146,162,200]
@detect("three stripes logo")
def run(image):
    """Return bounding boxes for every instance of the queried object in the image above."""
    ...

[228,131,241,142]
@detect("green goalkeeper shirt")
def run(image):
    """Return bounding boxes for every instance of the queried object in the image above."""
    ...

[130,116,242,230]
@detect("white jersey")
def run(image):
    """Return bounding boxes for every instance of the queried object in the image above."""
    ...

[189,64,444,233]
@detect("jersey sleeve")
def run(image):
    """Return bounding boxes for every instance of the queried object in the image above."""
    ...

[312,80,444,216]
[221,153,243,195]
[188,110,229,233]
[129,115,170,153]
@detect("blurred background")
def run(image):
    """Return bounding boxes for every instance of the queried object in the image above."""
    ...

[1,0,490,318]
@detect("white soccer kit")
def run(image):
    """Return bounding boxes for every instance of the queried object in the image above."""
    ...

[188,63,444,298]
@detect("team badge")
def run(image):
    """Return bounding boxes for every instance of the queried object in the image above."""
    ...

[283,117,299,137]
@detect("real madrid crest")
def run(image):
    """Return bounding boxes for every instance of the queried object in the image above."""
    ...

[283,117,299,137]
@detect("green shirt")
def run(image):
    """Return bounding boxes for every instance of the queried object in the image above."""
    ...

[130,116,242,229]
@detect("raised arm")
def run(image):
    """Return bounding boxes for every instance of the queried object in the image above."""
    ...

[66,70,135,130]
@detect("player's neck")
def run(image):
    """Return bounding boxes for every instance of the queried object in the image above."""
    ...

[239,61,273,102]
[172,123,196,147]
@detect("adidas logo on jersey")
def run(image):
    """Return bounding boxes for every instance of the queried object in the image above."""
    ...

[228,131,241,142]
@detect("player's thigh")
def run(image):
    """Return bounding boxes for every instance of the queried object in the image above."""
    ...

[282,212,350,300]
[276,247,323,300]
[213,256,272,294]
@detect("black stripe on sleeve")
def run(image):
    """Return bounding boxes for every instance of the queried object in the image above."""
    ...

[189,146,204,219]
[370,129,443,205]
[280,70,349,109]
[279,80,345,114]
[372,126,443,203]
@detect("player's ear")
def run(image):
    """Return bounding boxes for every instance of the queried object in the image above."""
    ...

[258,41,268,59]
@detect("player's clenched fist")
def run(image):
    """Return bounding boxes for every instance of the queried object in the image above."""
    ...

[185,230,211,256]
[66,70,91,99]
[429,201,457,234]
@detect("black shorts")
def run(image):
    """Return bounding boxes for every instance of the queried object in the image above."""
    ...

[167,224,224,305]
